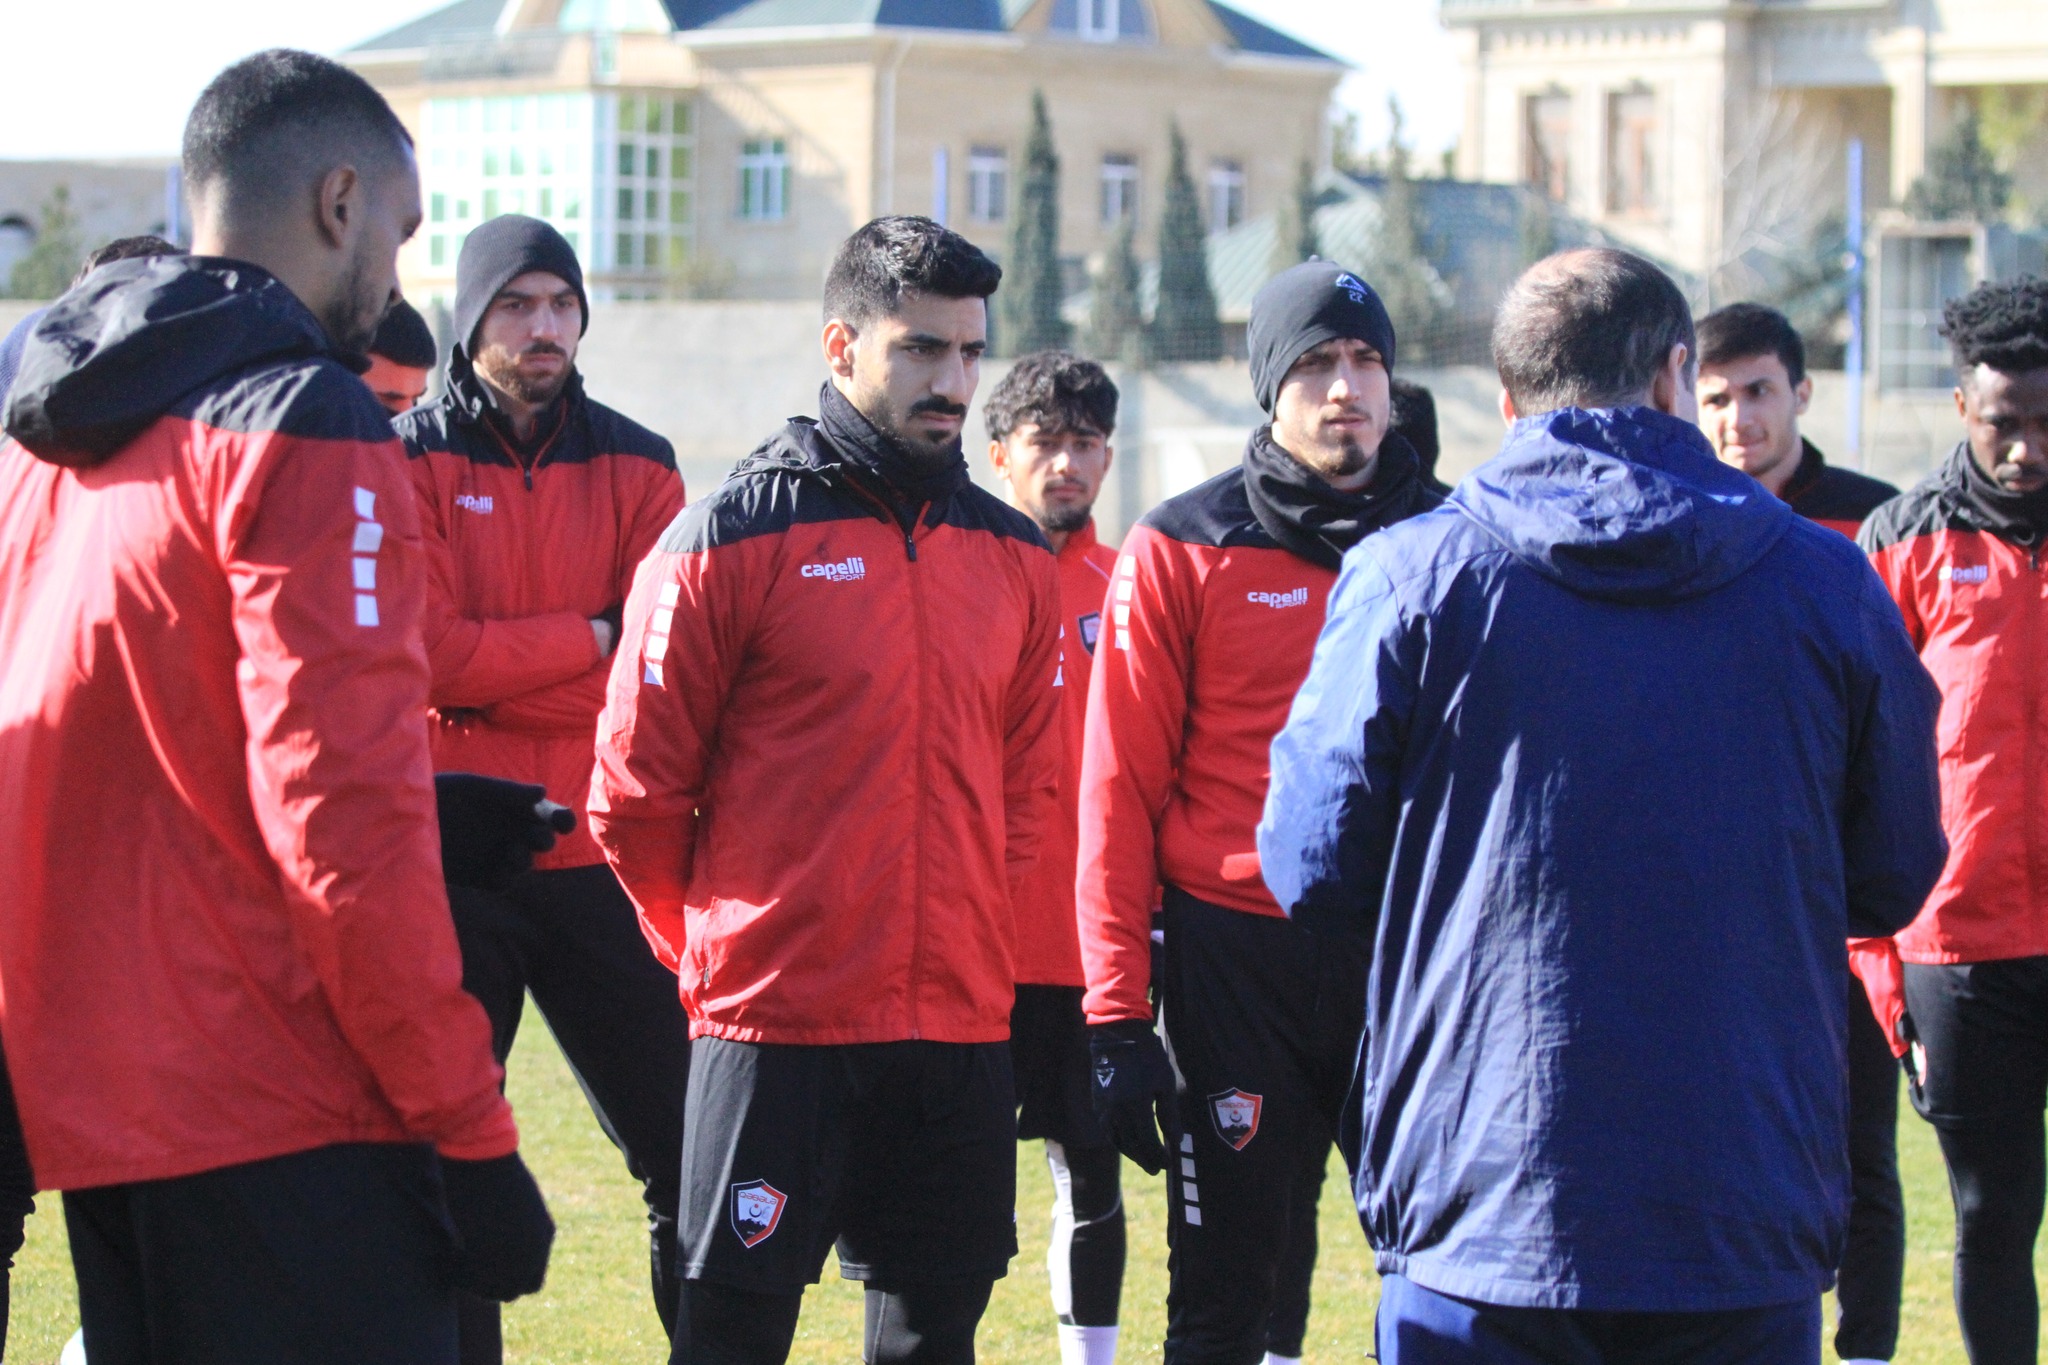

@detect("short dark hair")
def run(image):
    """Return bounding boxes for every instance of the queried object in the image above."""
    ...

[370,299,438,369]
[74,235,182,289]
[1388,377,1439,465]
[984,351,1118,445]
[182,50,412,216]
[1697,301,1806,387]
[823,216,1002,331]
[1493,248,1697,414]
[1942,276,2048,380]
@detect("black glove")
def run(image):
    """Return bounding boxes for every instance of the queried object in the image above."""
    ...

[438,1152,556,1301]
[433,774,577,892]
[1088,1019,1176,1176]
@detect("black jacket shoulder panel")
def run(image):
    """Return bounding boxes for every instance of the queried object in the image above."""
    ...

[577,398,676,469]
[656,463,873,556]
[1137,467,1277,550]
[178,356,397,447]
[1857,468,1958,556]
[1791,464,1900,527]
[394,383,674,471]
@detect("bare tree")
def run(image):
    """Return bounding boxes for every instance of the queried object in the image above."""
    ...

[1709,91,1842,315]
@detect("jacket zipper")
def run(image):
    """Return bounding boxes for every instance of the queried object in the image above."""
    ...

[485,404,569,491]
[905,500,932,1038]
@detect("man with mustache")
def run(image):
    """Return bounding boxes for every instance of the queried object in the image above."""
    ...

[1076,261,1441,1365]
[1857,276,2048,1365]
[591,216,1063,1365]
[393,214,690,1363]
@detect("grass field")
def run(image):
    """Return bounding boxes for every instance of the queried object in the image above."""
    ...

[2,1017,2037,1363]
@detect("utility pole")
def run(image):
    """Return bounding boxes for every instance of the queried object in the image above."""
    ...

[1845,138,1866,467]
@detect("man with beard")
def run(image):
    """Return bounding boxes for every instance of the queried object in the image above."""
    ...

[982,352,1126,1365]
[1857,276,2048,1365]
[591,216,1063,1365]
[0,50,552,1362]
[1077,261,1441,1365]
[393,214,689,1363]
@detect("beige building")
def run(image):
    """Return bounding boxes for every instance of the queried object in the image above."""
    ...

[344,0,1342,304]
[1443,0,2048,290]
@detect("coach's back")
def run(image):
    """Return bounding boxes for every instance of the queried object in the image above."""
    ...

[1259,251,1946,1326]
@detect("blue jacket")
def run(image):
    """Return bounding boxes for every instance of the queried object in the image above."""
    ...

[1257,406,1944,1312]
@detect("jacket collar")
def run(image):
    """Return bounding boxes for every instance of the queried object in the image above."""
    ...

[1777,438,1829,506]
[814,381,972,511]
[1058,517,1100,562]
[1241,424,1435,571]
[1941,441,2048,546]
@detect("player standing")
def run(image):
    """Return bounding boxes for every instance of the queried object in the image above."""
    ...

[0,51,552,1363]
[1078,260,1441,1365]
[591,216,1063,1365]
[393,213,690,1361]
[1857,276,2048,1365]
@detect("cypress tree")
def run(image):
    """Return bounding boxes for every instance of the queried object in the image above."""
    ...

[1371,99,1446,362]
[1272,156,1320,276]
[1087,215,1146,365]
[6,185,83,301]
[1152,122,1222,362]
[1000,91,1069,355]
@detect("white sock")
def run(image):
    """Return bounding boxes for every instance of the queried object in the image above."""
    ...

[1058,1322,1119,1365]
[1841,1360,1888,1365]
[1263,1355,1302,1365]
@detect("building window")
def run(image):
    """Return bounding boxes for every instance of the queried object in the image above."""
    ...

[1100,154,1139,226]
[740,138,790,222]
[617,233,635,267]
[1207,159,1245,234]
[430,235,447,266]
[1605,87,1659,217]
[1053,0,1153,42]
[619,187,635,221]
[969,147,1009,222]
[430,194,447,223]
[1523,90,1572,203]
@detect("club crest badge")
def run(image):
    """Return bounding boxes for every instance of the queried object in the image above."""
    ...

[1078,611,1102,656]
[1209,1089,1263,1151]
[731,1180,788,1248]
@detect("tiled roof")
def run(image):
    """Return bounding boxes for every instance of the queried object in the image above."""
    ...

[351,0,1338,58]
[351,0,506,52]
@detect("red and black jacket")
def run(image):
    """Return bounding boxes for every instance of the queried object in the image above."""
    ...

[1859,445,2048,969]
[1077,429,1440,1025]
[1780,439,1899,539]
[0,256,513,1189]
[395,359,683,869]
[590,387,1064,1045]
[1013,519,1118,988]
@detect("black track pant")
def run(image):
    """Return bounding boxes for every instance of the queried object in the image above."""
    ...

[1157,887,1366,1365]
[0,1046,34,1362]
[1838,972,1904,1362]
[64,1143,458,1365]
[675,1278,995,1365]
[448,863,692,1360]
[1904,957,2048,1365]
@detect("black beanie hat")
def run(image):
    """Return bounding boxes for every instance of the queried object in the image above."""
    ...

[369,298,438,369]
[1248,261,1397,413]
[453,215,588,360]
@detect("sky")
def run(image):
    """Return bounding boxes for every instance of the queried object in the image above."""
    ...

[0,0,1462,162]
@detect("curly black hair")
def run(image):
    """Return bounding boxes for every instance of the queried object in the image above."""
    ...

[1942,276,2048,378]
[983,350,1118,445]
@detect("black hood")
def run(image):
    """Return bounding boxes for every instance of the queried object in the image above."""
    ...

[3,256,336,469]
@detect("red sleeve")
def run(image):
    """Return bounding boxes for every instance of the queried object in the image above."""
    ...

[482,464,686,736]
[588,531,757,973]
[1077,526,1199,1024]
[408,456,600,708]
[1005,549,1066,919]
[221,428,517,1161]
[1848,937,1909,1059]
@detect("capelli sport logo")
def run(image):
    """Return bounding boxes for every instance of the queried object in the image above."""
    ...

[1938,564,1989,585]
[800,556,867,582]
[1247,588,1309,609]
[454,493,495,515]
[1334,272,1371,304]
